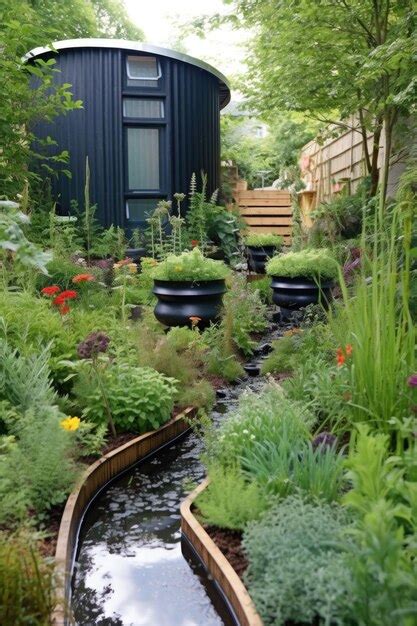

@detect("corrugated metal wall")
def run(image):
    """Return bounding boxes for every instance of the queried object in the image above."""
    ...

[32,47,221,228]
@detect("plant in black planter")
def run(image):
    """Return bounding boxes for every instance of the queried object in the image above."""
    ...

[266,248,339,312]
[152,247,229,328]
[245,233,283,274]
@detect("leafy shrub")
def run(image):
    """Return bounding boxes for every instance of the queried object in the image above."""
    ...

[36,256,88,291]
[282,354,351,433]
[243,495,352,625]
[342,426,417,624]
[261,323,334,375]
[206,351,245,382]
[205,204,241,263]
[247,275,272,304]
[74,363,178,432]
[245,233,283,247]
[223,274,268,355]
[205,382,314,470]
[0,530,56,626]
[153,247,230,281]
[266,248,339,280]
[2,409,79,520]
[196,467,268,530]
[134,323,214,410]
[0,340,57,413]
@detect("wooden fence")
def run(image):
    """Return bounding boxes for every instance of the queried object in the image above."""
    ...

[234,190,293,244]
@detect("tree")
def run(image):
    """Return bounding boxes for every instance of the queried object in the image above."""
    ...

[215,0,416,204]
[26,0,144,42]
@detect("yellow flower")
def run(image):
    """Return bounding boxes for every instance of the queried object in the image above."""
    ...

[60,416,81,431]
[128,263,137,274]
[175,265,182,272]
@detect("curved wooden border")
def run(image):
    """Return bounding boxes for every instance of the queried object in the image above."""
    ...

[181,479,263,626]
[54,407,195,626]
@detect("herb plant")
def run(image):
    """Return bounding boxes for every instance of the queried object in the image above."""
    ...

[266,248,339,280]
[153,247,230,282]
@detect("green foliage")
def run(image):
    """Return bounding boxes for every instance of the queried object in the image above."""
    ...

[0,340,57,414]
[309,191,366,246]
[247,275,272,304]
[204,382,314,470]
[205,204,240,263]
[1,409,79,520]
[331,200,416,440]
[220,112,314,189]
[153,247,230,281]
[242,431,344,502]
[205,350,245,382]
[196,467,268,530]
[224,273,268,356]
[244,233,283,247]
[342,426,417,624]
[243,496,352,626]
[75,420,108,457]
[266,248,339,280]
[0,529,56,626]
[90,225,126,260]
[0,5,83,198]
[134,322,215,410]
[36,256,97,291]
[220,1,416,200]
[282,354,351,433]
[0,205,51,276]
[74,362,178,433]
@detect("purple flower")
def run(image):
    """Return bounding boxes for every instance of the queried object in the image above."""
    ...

[312,432,337,451]
[407,374,417,388]
[77,331,110,359]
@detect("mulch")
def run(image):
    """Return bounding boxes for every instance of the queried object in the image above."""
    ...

[203,525,248,579]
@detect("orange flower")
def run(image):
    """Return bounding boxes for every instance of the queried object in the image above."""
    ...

[345,344,353,356]
[189,315,202,328]
[337,353,346,367]
[72,273,95,283]
[191,239,199,248]
[59,304,70,315]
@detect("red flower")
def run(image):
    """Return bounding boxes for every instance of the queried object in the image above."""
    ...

[53,290,78,307]
[345,344,353,356]
[41,285,61,296]
[72,273,95,283]
[59,304,70,315]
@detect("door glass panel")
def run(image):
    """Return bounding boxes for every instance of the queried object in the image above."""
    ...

[127,128,160,190]
[123,98,164,119]
[126,198,159,223]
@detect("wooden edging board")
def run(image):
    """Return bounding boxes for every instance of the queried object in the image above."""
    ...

[181,479,263,626]
[53,407,195,626]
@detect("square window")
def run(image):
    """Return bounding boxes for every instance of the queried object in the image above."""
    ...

[127,127,160,190]
[123,98,165,119]
[126,56,161,87]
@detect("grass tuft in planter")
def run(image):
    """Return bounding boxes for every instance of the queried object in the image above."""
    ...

[244,233,283,248]
[153,247,230,282]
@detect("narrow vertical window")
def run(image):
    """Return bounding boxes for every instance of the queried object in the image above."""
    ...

[127,128,160,190]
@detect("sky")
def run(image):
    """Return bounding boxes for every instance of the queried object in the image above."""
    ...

[124,0,249,96]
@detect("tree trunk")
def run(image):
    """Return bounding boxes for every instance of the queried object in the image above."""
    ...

[369,121,383,197]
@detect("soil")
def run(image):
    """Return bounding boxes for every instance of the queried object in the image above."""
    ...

[203,525,248,579]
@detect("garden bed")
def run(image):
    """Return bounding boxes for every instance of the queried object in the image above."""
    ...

[181,480,263,626]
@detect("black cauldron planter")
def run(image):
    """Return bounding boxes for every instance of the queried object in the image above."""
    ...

[270,276,334,311]
[153,279,227,328]
[246,245,277,274]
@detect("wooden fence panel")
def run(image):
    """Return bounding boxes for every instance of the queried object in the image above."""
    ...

[234,190,293,244]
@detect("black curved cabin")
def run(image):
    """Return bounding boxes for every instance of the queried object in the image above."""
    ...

[27,39,230,230]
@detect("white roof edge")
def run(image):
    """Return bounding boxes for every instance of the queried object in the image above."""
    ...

[25,38,231,107]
